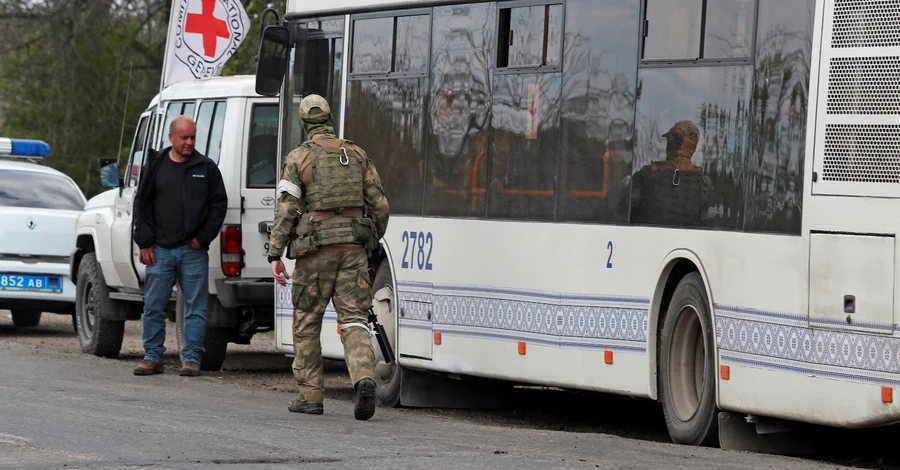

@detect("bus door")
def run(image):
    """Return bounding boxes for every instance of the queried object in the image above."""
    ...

[273,19,348,357]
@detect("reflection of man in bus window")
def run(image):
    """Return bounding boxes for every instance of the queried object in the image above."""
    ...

[629,120,713,226]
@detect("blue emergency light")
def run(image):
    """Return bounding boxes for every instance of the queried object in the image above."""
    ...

[0,137,51,158]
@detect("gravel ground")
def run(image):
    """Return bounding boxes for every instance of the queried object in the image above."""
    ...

[2,311,900,469]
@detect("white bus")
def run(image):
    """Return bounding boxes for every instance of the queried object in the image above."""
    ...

[256,0,900,448]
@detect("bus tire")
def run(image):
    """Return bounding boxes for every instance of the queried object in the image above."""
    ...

[659,271,718,446]
[176,293,229,371]
[372,261,402,408]
[75,253,125,359]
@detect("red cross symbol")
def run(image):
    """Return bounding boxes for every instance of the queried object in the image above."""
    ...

[185,0,230,58]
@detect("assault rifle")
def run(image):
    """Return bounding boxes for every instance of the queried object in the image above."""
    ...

[367,241,396,364]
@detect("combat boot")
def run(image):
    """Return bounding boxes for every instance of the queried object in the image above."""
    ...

[288,400,324,415]
[354,378,376,421]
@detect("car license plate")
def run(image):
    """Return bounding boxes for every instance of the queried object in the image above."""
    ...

[0,274,62,293]
[263,233,271,257]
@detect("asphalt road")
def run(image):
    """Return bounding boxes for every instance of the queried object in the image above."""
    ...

[0,314,897,470]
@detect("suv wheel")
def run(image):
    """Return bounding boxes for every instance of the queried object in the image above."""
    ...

[175,293,230,371]
[75,253,125,358]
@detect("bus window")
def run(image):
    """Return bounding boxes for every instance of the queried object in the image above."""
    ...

[351,17,393,74]
[744,0,814,235]
[425,3,497,217]
[557,0,640,224]
[487,74,561,221]
[631,65,753,229]
[642,0,702,60]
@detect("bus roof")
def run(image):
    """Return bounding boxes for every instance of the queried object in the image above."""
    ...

[287,0,440,16]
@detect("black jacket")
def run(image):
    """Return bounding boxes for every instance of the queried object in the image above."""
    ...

[133,147,228,250]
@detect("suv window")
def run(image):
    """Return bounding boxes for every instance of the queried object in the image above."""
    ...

[127,114,150,187]
[196,100,227,164]
[159,101,197,149]
[0,170,85,210]
[247,104,279,188]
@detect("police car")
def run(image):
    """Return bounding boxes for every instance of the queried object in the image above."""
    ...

[0,138,86,328]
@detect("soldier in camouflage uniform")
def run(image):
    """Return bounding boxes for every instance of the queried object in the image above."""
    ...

[268,95,390,421]
[629,120,714,226]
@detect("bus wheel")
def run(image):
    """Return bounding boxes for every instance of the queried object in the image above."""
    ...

[659,272,718,446]
[371,261,402,407]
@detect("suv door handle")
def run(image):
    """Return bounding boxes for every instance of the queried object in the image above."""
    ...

[258,221,273,233]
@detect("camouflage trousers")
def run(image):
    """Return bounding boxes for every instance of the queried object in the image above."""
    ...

[291,247,376,404]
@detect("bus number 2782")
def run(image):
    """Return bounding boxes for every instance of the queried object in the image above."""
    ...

[401,231,433,271]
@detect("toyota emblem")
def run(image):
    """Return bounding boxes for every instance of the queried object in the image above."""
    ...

[26,219,36,230]
[261,196,275,206]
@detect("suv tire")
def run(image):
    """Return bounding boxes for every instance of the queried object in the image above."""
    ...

[175,293,230,371]
[11,310,41,327]
[75,253,125,358]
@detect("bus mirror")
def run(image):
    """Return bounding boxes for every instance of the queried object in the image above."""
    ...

[98,158,121,188]
[255,25,290,96]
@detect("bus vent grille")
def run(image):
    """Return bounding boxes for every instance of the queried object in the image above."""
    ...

[824,124,900,183]
[833,0,900,48]
[827,57,900,114]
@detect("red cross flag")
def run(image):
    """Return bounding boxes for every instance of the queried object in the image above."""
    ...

[161,0,251,88]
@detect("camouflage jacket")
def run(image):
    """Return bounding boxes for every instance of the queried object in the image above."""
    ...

[268,130,390,258]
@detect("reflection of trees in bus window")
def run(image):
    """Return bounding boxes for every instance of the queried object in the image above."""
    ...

[745,0,814,234]
[395,15,430,74]
[352,17,393,74]
[488,73,561,220]
[643,0,754,61]
[557,0,640,223]
[346,79,427,215]
[425,3,496,217]
[497,4,562,69]
[643,0,702,60]
[704,0,756,59]
[632,65,752,229]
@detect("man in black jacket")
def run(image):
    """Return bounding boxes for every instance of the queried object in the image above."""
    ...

[132,116,227,377]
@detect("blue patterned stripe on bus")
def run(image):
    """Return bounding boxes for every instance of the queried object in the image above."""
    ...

[717,316,900,376]
[396,281,650,306]
[721,354,900,389]
[717,303,895,332]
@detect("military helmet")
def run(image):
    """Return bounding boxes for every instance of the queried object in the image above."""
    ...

[662,120,699,139]
[299,94,331,123]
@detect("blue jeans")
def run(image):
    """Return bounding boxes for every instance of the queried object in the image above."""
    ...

[142,245,209,365]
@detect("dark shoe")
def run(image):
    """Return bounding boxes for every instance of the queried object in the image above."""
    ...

[288,399,324,415]
[133,360,164,376]
[179,362,201,377]
[354,378,376,421]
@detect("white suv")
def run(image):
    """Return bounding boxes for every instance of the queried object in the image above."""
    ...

[69,76,279,370]
[1,139,87,328]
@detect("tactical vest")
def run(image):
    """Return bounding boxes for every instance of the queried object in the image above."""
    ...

[303,138,365,212]
[286,138,377,258]
[631,169,707,226]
